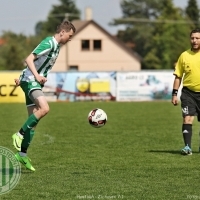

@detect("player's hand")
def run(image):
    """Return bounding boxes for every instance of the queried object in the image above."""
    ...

[35,75,47,85]
[14,79,20,86]
[171,96,178,106]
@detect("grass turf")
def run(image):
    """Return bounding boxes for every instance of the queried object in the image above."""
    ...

[0,102,200,200]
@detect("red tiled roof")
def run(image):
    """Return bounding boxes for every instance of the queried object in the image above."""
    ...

[0,38,6,45]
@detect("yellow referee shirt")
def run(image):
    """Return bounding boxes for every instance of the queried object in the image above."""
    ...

[174,49,200,92]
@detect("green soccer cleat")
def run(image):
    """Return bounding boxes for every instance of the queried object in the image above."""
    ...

[15,152,35,172]
[12,133,23,151]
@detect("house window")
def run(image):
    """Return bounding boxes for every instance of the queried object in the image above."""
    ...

[93,40,101,50]
[69,66,78,71]
[81,40,102,51]
[81,40,90,50]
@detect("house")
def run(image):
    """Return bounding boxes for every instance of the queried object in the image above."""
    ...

[52,10,141,72]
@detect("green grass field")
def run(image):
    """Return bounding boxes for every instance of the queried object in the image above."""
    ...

[1,102,200,200]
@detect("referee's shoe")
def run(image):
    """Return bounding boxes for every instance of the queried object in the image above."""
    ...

[181,145,192,155]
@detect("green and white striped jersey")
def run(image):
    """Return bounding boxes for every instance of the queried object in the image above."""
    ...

[20,36,60,82]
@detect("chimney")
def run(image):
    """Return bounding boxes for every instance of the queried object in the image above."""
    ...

[85,7,92,21]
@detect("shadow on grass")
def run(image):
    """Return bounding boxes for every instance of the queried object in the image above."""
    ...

[149,150,181,154]
[21,170,34,174]
[149,150,200,154]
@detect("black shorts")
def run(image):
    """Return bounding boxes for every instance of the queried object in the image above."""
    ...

[181,87,200,121]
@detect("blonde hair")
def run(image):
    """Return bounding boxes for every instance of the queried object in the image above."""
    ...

[56,21,76,33]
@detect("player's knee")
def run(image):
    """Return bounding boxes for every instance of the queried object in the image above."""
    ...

[183,116,194,124]
[43,106,50,116]
[40,105,50,117]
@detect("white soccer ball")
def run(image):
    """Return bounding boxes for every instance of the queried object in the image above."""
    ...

[88,108,107,128]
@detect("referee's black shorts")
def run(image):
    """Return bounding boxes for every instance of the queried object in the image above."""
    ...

[181,87,200,121]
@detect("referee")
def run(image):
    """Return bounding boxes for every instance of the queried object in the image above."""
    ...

[172,28,200,155]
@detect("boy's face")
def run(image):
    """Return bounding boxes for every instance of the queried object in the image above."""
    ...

[60,29,74,44]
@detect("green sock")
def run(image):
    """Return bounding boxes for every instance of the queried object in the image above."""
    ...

[30,129,35,142]
[21,114,39,133]
[21,129,35,150]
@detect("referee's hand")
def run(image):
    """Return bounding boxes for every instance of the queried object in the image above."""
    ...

[171,96,178,106]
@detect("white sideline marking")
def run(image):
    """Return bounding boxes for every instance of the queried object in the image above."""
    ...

[40,134,55,145]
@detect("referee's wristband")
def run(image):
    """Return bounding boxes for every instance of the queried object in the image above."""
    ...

[172,89,178,96]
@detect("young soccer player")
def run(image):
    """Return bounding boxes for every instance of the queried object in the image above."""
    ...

[172,28,200,155]
[12,21,76,171]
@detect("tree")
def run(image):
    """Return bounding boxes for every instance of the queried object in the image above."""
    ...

[146,0,191,69]
[0,31,41,70]
[35,0,80,36]
[111,0,167,69]
[185,0,200,28]
[0,0,81,70]
[111,0,192,69]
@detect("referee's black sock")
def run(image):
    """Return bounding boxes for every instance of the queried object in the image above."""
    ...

[182,124,192,148]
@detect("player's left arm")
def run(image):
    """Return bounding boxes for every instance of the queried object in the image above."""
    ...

[14,78,20,86]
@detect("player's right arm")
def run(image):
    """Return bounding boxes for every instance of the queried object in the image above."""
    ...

[25,53,47,84]
[171,76,182,106]
[171,54,184,106]
[26,37,52,84]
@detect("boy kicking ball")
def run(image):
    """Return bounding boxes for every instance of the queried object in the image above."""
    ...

[12,21,76,171]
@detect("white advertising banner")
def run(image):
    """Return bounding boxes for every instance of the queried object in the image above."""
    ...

[117,71,177,101]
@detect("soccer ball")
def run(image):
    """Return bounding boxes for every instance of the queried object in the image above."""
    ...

[88,108,107,128]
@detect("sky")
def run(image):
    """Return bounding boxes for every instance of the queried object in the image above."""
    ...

[0,0,199,36]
